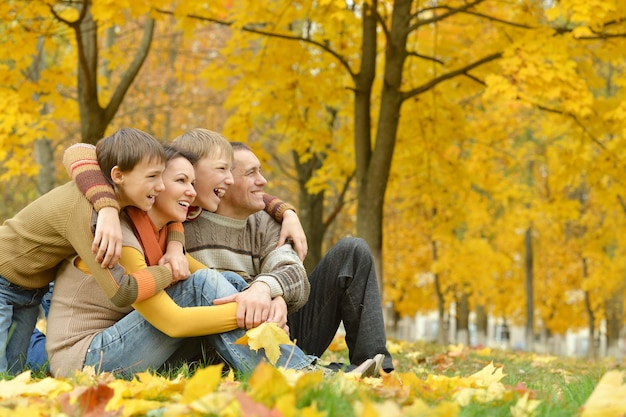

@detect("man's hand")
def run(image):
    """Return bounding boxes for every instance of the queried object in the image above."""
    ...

[214,281,272,329]
[268,296,288,331]
[93,207,123,268]
[159,241,190,282]
[279,210,308,261]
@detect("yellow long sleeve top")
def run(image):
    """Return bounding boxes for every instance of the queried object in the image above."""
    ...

[46,212,238,377]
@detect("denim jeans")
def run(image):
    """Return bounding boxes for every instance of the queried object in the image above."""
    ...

[84,269,315,378]
[26,282,54,372]
[0,275,49,374]
[288,237,394,372]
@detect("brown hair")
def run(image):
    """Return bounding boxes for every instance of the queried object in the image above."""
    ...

[172,128,234,162]
[96,128,165,184]
[230,141,252,152]
[163,145,199,166]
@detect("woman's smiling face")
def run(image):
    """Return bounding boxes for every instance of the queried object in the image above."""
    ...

[149,156,197,229]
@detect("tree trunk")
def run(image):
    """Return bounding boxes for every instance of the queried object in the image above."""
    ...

[353,0,411,298]
[605,293,623,358]
[293,151,325,272]
[525,226,535,352]
[583,258,596,359]
[475,304,488,347]
[28,38,55,195]
[457,292,470,346]
[432,239,447,345]
[65,0,155,143]
[35,140,55,194]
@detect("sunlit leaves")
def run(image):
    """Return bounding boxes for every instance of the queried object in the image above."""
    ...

[235,322,294,365]
[580,371,626,417]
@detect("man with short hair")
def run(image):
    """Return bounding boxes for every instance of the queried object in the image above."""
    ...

[182,142,393,373]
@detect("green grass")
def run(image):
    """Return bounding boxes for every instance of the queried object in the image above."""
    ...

[1,339,624,416]
[320,339,620,416]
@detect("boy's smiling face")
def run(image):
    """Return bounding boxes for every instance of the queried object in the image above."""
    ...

[112,157,165,211]
[192,152,234,212]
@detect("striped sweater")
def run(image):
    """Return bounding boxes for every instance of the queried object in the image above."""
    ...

[184,210,310,312]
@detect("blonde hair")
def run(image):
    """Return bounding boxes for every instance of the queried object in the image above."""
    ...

[172,128,234,162]
[97,128,165,183]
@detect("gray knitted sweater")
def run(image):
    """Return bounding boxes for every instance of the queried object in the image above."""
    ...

[184,210,310,312]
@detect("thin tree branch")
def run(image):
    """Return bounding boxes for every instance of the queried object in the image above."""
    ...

[440,7,535,29]
[373,7,390,44]
[50,0,95,98]
[407,51,444,65]
[533,103,626,179]
[154,8,356,80]
[324,172,355,228]
[407,0,487,32]
[104,17,155,123]
[402,52,502,100]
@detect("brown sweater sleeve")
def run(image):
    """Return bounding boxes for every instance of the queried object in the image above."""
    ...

[262,193,296,223]
[63,143,120,213]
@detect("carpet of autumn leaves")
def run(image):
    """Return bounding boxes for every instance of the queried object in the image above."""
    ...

[1,334,626,417]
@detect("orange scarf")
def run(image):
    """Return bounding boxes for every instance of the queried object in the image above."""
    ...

[125,206,167,266]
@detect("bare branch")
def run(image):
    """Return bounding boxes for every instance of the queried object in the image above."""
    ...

[617,195,626,215]
[402,52,502,100]
[324,172,355,228]
[407,51,444,65]
[407,0,487,32]
[441,8,535,29]
[155,8,356,80]
[51,0,95,97]
[372,8,390,44]
[104,17,155,123]
[533,103,626,178]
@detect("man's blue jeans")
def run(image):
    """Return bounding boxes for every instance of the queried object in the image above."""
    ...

[0,275,49,374]
[84,269,315,378]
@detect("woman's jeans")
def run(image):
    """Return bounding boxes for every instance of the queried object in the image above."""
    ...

[84,269,315,378]
[0,275,49,374]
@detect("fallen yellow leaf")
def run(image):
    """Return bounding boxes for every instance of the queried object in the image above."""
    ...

[181,364,224,403]
[510,392,541,417]
[580,371,626,417]
[235,322,294,365]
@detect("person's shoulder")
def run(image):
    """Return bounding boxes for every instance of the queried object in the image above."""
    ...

[249,210,277,226]
[37,181,89,210]
[249,211,281,234]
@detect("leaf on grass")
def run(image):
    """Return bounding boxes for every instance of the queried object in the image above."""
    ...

[355,399,403,417]
[475,347,492,357]
[447,344,465,357]
[469,362,506,387]
[114,399,166,417]
[58,383,117,417]
[235,390,283,417]
[248,362,293,408]
[580,371,626,417]
[510,392,541,417]
[0,371,72,399]
[181,364,224,404]
[453,363,508,406]
[278,365,324,387]
[235,322,294,365]
[402,398,460,416]
[186,391,239,416]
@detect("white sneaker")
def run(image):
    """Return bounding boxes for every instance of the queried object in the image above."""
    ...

[371,354,385,376]
[347,358,377,378]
